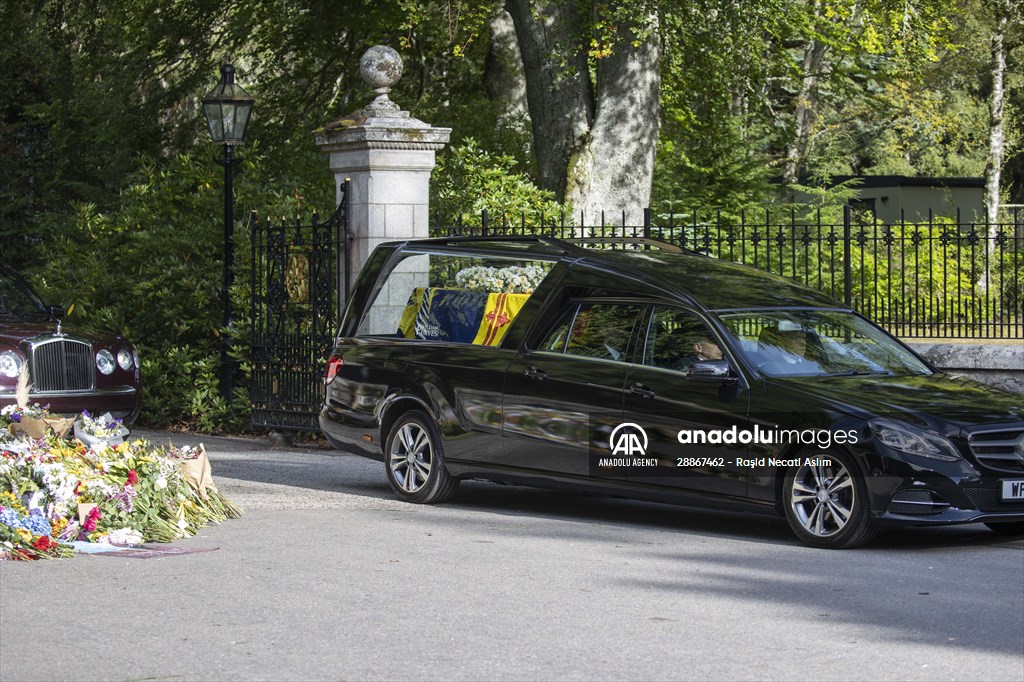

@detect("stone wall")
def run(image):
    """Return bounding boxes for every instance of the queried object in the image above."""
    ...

[906,342,1024,394]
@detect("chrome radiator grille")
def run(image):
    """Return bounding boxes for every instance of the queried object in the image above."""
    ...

[967,428,1024,474]
[30,338,93,392]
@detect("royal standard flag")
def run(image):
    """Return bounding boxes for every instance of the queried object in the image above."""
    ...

[398,288,530,346]
[472,292,530,346]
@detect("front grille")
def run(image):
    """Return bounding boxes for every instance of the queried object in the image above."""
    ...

[963,488,1024,513]
[30,338,93,392]
[887,489,950,515]
[967,427,1024,474]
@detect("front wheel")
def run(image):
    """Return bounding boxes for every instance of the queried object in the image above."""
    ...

[384,410,459,504]
[783,452,877,549]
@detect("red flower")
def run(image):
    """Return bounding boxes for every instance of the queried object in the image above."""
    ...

[32,536,54,551]
[74,482,83,496]
[83,507,101,532]
[126,470,139,487]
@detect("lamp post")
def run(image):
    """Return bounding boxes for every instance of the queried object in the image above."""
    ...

[202,63,253,403]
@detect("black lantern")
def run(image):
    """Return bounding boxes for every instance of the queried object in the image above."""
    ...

[203,63,253,403]
[202,64,254,145]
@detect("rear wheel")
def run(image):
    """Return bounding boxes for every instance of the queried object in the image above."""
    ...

[384,410,459,504]
[783,451,877,549]
[984,521,1024,536]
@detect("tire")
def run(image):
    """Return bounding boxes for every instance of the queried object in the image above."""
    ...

[984,521,1024,536]
[383,410,459,504]
[783,451,877,549]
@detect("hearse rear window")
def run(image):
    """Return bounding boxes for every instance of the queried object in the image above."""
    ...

[356,251,553,345]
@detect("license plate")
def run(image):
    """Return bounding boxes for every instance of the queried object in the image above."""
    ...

[1001,479,1024,501]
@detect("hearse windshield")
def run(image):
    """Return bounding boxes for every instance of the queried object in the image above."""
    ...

[718,310,933,378]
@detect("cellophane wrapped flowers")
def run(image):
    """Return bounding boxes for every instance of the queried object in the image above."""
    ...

[0,412,242,561]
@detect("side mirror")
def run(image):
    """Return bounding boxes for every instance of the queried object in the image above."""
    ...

[46,304,65,320]
[687,359,736,383]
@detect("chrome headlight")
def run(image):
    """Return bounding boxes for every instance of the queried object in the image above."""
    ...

[0,350,24,379]
[869,418,962,462]
[117,349,133,371]
[96,349,115,375]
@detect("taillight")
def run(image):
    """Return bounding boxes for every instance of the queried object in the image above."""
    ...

[324,355,343,384]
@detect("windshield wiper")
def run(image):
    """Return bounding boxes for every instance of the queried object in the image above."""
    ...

[825,370,893,377]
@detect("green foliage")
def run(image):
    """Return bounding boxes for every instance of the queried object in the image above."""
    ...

[665,211,1022,333]
[432,139,562,225]
[29,147,331,431]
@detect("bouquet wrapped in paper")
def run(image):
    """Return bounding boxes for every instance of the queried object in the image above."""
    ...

[168,444,242,519]
[73,411,129,451]
[2,404,75,440]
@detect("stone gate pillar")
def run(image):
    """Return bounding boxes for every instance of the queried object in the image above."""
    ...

[314,46,451,314]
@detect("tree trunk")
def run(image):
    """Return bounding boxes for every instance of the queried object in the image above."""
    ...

[981,1,1009,292]
[564,17,661,225]
[782,37,829,188]
[984,5,1007,232]
[505,1,660,223]
[485,8,531,136]
[504,0,593,200]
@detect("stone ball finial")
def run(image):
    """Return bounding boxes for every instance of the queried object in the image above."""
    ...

[360,46,403,95]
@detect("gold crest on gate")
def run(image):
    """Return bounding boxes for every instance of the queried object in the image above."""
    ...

[285,252,309,303]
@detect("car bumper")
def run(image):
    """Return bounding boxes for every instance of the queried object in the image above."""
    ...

[319,405,383,459]
[0,387,141,425]
[865,455,1024,527]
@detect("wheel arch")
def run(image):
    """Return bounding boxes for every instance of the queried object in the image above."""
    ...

[771,440,878,516]
[378,393,434,446]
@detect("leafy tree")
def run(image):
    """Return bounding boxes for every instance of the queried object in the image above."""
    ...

[31,145,331,429]
[431,138,561,225]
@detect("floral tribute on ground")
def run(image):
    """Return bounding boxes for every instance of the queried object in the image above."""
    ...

[0,405,242,561]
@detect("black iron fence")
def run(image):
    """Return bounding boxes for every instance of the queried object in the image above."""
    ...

[431,206,1023,340]
[250,184,349,431]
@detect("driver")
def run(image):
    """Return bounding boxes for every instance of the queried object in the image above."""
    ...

[693,339,723,361]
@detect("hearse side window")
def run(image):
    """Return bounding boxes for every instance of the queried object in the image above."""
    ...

[538,306,576,353]
[355,251,553,346]
[643,307,722,372]
[539,303,643,362]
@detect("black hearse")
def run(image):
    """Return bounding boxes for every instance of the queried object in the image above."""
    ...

[320,237,1024,548]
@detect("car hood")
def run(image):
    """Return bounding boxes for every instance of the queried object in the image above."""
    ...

[764,373,1024,435]
[0,317,126,348]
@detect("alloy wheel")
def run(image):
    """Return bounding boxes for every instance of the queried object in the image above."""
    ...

[388,422,433,493]
[788,461,856,538]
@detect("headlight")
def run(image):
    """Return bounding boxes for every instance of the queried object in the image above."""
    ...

[869,418,962,462]
[117,349,133,371]
[0,351,24,379]
[96,349,115,375]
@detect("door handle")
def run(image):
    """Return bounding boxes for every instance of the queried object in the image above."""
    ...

[523,366,548,381]
[630,383,656,399]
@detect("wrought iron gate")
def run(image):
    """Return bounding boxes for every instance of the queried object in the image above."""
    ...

[250,186,350,431]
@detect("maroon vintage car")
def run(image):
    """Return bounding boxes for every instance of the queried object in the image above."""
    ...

[0,265,140,424]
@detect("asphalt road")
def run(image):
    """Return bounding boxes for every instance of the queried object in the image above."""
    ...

[1,429,1022,682]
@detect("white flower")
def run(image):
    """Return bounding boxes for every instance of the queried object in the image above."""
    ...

[104,527,143,546]
[26,490,46,511]
[154,476,167,490]
[177,518,188,530]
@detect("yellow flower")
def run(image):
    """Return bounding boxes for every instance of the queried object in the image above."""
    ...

[50,518,68,536]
